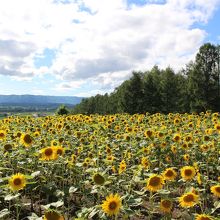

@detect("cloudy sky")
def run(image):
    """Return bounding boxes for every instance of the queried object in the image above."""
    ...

[0,0,220,97]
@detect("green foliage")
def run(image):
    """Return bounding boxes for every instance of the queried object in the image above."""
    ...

[73,42,220,114]
[122,72,144,114]
[56,105,70,115]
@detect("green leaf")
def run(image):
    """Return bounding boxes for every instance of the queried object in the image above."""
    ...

[211,201,220,214]
[69,186,78,194]
[90,187,98,194]
[42,200,64,209]
[158,189,171,195]
[0,209,10,218]
[133,190,146,196]
[88,208,99,219]
[4,193,20,201]
[27,213,42,220]
[31,171,41,178]
[122,207,134,215]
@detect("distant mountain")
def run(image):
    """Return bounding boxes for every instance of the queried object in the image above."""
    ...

[0,95,83,105]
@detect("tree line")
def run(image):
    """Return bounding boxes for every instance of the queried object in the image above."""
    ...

[73,43,220,114]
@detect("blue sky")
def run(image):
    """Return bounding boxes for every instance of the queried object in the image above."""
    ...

[0,0,220,97]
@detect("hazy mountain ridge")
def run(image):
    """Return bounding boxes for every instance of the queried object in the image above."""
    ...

[0,95,83,105]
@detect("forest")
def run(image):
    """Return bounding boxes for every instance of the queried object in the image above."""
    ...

[73,43,220,114]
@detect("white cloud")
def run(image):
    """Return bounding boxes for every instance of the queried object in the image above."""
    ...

[0,0,220,95]
[54,80,86,91]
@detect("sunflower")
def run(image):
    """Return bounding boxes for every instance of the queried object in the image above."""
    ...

[171,145,177,154]
[184,135,192,142]
[54,146,65,157]
[144,130,154,138]
[8,173,26,191]
[146,174,164,192]
[179,192,199,208]
[180,166,196,181]
[51,140,58,147]
[20,133,33,147]
[119,160,126,174]
[4,143,13,152]
[40,147,56,161]
[183,154,190,161]
[174,118,181,125]
[141,157,150,169]
[197,172,202,185]
[0,130,6,140]
[43,210,64,220]
[82,161,88,168]
[93,173,105,185]
[34,131,40,137]
[163,168,177,181]
[214,123,220,132]
[101,194,122,216]
[195,214,214,220]
[106,146,111,154]
[210,185,220,198]
[111,165,116,173]
[142,147,150,154]
[173,133,181,142]
[160,199,173,213]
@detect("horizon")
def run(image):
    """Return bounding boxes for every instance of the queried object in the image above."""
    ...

[0,94,84,97]
[0,0,220,97]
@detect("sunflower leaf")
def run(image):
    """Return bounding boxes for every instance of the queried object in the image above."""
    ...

[0,209,10,218]
[69,186,78,193]
[4,193,20,201]
[88,208,99,219]
[211,201,220,213]
[31,171,41,177]
[42,200,64,209]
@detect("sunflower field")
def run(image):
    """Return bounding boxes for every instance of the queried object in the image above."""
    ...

[0,112,220,220]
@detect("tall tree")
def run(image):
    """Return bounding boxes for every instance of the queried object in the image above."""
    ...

[122,72,144,114]
[160,67,179,113]
[188,43,219,111]
[143,66,162,113]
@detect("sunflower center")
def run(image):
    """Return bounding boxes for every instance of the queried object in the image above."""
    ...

[45,148,53,156]
[182,144,187,149]
[4,144,12,151]
[24,134,32,144]
[200,217,211,220]
[161,200,172,208]
[13,178,22,186]
[185,137,191,141]
[109,201,117,210]
[146,131,153,136]
[106,148,111,153]
[215,186,220,193]
[57,149,63,155]
[45,211,62,220]
[183,194,194,202]
[120,165,126,170]
[185,169,192,176]
[165,170,174,177]
[174,136,180,141]
[204,136,209,141]
[0,132,5,137]
[149,176,160,186]
[93,174,105,185]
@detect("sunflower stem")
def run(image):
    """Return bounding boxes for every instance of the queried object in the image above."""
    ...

[15,197,20,220]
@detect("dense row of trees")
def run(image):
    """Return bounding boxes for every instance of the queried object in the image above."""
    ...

[73,43,220,114]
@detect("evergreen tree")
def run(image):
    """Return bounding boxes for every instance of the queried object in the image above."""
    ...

[123,72,144,114]
[143,66,162,113]
[56,105,69,115]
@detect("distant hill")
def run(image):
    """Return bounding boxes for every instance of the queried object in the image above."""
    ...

[0,95,83,105]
